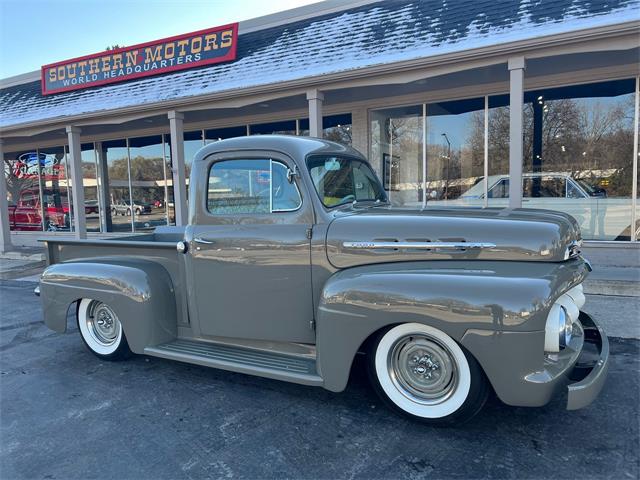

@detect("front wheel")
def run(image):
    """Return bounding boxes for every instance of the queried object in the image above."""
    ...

[77,299,132,361]
[368,323,488,425]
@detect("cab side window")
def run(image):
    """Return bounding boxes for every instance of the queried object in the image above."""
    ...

[488,179,509,198]
[207,159,301,215]
[566,180,585,199]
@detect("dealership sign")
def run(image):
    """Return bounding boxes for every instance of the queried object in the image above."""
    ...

[41,23,238,95]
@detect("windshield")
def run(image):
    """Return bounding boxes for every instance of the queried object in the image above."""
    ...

[306,155,387,208]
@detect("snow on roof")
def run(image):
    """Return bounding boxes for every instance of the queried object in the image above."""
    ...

[1,0,637,130]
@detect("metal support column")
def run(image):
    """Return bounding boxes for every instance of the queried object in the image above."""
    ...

[66,126,87,238]
[306,89,324,138]
[168,111,188,225]
[631,76,639,242]
[95,142,112,233]
[508,57,526,209]
[0,139,13,252]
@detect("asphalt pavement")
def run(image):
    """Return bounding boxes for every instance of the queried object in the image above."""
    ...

[1,279,638,480]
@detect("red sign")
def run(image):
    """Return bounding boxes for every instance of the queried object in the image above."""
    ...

[41,23,238,95]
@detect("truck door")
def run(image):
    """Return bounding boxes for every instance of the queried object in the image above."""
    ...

[185,153,315,344]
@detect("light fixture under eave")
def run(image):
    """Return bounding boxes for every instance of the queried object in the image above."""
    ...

[259,103,270,108]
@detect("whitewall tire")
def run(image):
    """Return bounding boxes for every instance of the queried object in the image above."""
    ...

[368,323,488,425]
[77,298,132,360]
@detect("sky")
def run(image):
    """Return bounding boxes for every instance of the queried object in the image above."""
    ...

[0,0,323,79]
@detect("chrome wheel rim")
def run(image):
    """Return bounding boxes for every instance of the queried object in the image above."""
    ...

[86,301,121,347]
[388,334,458,405]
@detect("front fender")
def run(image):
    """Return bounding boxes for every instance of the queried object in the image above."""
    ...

[316,259,588,392]
[40,259,177,353]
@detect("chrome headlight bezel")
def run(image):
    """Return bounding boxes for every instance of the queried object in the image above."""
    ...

[544,285,582,353]
[558,306,572,349]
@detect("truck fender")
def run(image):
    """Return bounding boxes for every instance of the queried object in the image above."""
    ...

[39,259,177,353]
[315,263,565,393]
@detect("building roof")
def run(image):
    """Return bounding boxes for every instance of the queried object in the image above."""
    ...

[1,0,637,130]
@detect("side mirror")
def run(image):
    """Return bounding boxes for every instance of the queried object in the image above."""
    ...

[287,165,299,184]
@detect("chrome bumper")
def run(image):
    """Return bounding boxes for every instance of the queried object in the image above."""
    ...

[34,285,40,297]
[566,312,609,410]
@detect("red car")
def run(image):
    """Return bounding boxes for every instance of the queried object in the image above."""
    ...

[7,189,97,231]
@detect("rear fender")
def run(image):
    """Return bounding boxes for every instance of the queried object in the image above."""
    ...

[316,260,589,392]
[39,260,177,353]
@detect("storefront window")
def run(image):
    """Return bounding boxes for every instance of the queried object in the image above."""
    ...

[102,139,131,232]
[128,135,169,232]
[40,146,70,232]
[323,113,352,146]
[250,120,296,136]
[5,150,44,231]
[426,98,485,203]
[486,81,637,240]
[205,125,247,143]
[184,130,204,183]
[80,143,101,232]
[370,105,423,206]
[299,114,353,147]
[162,135,175,226]
[521,79,635,241]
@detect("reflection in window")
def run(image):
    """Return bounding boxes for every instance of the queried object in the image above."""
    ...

[183,130,204,184]
[102,139,132,232]
[427,98,485,203]
[299,114,353,146]
[370,105,423,206]
[486,79,636,240]
[207,159,301,214]
[128,135,169,232]
[5,150,45,231]
[250,120,296,136]
[40,146,71,232]
[80,144,101,232]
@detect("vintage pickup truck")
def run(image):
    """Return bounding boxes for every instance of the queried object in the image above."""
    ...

[37,136,608,425]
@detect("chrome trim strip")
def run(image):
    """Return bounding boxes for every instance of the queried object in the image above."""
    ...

[342,241,496,250]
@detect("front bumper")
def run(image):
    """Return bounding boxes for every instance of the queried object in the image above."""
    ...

[566,312,609,410]
[462,311,609,409]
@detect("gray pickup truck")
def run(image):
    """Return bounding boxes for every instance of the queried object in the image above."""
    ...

[37,135,608,425]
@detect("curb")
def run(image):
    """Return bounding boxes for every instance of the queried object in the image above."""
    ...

[584,279,639,297]
[0,252,46,261]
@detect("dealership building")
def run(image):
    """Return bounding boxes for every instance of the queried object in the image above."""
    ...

[1,0,639,252]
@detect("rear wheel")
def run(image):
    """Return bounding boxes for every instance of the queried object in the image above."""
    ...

[77,299,132,361]
[368,323,488,425]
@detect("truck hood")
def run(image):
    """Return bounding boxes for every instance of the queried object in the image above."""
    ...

[326,207,581,269]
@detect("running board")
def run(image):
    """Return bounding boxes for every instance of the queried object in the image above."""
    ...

[144,339,323,387]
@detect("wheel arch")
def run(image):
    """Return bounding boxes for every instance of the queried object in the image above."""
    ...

[39,259,177,353]
[315,262,558,393]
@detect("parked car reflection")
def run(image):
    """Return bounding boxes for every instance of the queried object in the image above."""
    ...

[424,173,637,241]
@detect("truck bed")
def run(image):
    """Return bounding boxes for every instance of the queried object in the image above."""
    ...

[41,226,189,325]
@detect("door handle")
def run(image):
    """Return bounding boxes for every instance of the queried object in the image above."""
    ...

[193,237,214,245]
